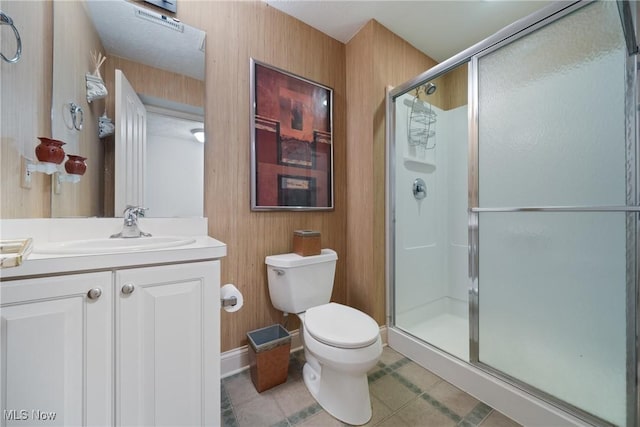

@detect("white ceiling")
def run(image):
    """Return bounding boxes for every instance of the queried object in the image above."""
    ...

[85,0,205,80]
[146,112,204,143]
[83,0,552,84]
[265,0,552,62]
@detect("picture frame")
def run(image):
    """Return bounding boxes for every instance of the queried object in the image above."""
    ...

[250,59,334,211]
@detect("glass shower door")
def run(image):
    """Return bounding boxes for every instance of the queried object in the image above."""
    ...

[472,2,637,426]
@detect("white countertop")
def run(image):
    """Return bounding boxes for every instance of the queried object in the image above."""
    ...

[0,218,227,280]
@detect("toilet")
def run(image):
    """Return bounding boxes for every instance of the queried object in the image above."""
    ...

[265,249,382,425]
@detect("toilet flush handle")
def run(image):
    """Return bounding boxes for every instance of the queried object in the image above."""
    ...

[273,268,285,276]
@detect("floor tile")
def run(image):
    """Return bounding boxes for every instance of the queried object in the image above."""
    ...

[221,346,522,427]
[370,374,420,411]
[365,395,393,426]
[462,402,493,425]
[379,346,406,366]
[479,410,523,427]
[269,379,316,417]
[297,410,345,427]
[427,380,479,417]
[234,393,287,427]
[395,361,442,392]
[375,413,411,427]
[287,403,322,425]
[221,406,238,427]
[287,354,304,382]
[396,396,457,427]
[224,371,262,407]
[464,402,493,426]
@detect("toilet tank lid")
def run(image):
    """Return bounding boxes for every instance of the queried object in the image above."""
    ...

[265,248,337,268]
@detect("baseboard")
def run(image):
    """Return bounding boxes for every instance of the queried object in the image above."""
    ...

[221,325,388,378]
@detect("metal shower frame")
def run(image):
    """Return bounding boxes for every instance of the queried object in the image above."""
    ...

[385,1,639,425]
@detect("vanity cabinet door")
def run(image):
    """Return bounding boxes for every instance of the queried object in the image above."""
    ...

[115,261,220,427]
[0,272,113,426]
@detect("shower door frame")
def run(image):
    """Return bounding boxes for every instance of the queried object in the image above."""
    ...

[386,1,639,425]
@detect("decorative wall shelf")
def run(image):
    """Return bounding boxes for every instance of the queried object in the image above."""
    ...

[403,156,436,169]
[56,172,82,184]
[26,159,58,175]
[22,158,82,192]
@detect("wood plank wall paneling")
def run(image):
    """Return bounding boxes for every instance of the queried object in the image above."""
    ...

[0,0,436,352]
[412,64,468,111]
[345,22,376,318]
[0,0,52,218]
[443,64,469,110]
[50,0,105,218]
[102,55,205,216]
[177,1,347,351]
[346,20,437,324]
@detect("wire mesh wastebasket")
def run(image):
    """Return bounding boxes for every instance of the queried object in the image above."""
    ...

[247,324,291,392]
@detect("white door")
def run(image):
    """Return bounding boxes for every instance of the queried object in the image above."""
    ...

[115,262,220,427]
[115,69,147,215]
[0,272,113,426]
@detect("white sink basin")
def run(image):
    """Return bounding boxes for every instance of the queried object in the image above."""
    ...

[34,236,196,255]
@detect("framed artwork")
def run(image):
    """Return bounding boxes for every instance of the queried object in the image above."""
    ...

[250,59,334,211]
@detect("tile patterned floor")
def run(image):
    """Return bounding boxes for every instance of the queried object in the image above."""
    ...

[221,346,522,427]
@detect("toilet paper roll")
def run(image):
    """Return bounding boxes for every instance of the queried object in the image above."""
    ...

[220,284,243,313]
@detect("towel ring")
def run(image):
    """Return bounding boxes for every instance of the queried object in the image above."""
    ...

[0,11,22,64]
[70,103,84,131]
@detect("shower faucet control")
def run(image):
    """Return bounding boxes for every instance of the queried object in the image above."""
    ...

[413,178,427,200]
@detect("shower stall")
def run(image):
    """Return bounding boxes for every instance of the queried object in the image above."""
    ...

[387,1,638,426]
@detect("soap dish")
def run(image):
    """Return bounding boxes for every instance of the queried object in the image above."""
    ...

[0,238,33,268]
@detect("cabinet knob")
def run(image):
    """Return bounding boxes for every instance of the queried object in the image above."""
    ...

[121,283,135,295]
[87,288,102,300]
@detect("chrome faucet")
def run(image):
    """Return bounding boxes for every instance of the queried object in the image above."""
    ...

[110,205,152,238]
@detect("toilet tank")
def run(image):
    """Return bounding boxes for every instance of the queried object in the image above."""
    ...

[265,249,337,314]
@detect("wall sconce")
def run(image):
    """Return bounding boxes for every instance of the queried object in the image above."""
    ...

[191,128,205,143]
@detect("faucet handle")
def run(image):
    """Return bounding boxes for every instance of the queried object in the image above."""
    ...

[133,206,147,217]
[123,205,148,218]
[113,205,151,238]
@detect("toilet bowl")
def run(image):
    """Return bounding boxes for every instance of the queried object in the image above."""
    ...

[298,303,382,425]
[265,250,382,425]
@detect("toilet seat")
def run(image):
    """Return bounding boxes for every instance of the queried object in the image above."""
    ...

[304,303,379,349]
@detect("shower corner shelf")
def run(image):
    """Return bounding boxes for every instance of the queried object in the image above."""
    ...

[403,156,436,169]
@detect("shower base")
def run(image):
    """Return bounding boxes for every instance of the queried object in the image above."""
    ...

[395,297,468,361]
[393,298,624,425]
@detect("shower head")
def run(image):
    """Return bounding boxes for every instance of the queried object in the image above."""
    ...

[424,82,437,96]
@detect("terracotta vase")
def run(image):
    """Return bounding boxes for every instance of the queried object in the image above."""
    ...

[35,137,66,164]
[64,155,87,176]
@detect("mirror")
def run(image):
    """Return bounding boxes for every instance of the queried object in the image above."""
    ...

[50,0,205,218]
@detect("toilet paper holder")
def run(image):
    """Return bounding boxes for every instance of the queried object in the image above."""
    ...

[221,296,238,307]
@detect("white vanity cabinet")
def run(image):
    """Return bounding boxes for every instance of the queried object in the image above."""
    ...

[1,260,221,427]
[115,261,220,426]
[0,272,113,426]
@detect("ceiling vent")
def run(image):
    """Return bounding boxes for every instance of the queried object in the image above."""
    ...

[134,8,184,33]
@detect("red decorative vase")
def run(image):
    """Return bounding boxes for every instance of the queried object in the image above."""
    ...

[35,137,66,164]
[64,155,87,176]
